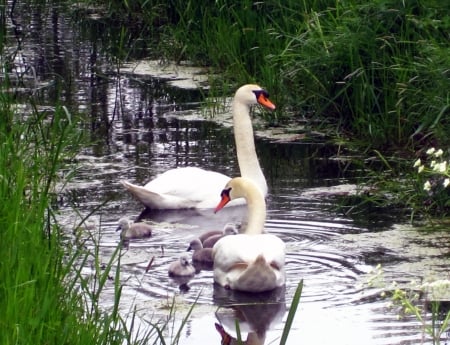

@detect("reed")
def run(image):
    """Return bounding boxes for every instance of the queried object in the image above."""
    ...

[0,101,79,343]
[83,0,450,150]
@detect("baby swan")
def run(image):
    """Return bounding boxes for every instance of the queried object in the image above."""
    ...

[187,238,214,264]
[202,223,239,248]
[116,217,152,240]
[168,254,196,277]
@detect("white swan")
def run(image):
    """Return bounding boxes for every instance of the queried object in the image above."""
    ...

[120,84,275,209]
[212,177,285,293]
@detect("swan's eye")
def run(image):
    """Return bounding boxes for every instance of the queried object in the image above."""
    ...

[215,187,232,213]
[220,187,232,198]
[253,90,270,99]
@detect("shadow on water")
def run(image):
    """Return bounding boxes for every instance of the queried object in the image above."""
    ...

[4,3,450,344]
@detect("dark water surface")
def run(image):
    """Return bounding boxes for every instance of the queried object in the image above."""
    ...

[4,2,450,344]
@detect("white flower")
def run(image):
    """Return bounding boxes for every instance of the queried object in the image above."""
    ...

[430,160,436,168]
[437,161,447,173]
[413,159,421,168]
[426,147,436,155]
[424,181,432,191]
[434,149,444,158]
[444,179,450,188]
[418,166,424,173]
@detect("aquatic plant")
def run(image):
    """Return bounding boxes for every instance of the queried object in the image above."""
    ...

[414,147,450,215]
[366,265,450,345]
[410,147,450,219]
[391,280,450,345]
[338,145,450,222]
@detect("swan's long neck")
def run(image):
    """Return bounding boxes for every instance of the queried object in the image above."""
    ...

[232,101,268,196]
[244,187,267,235]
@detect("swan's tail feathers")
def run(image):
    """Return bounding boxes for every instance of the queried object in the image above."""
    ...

[120,180,165,209]
[234,254,278,292]
[120,180,193,209]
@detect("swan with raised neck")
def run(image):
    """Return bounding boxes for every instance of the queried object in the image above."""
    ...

[232,84,274,197]
[120,84,274,209]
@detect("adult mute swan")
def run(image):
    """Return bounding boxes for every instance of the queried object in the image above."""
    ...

[120,84,275,209]
[213,177,286,293]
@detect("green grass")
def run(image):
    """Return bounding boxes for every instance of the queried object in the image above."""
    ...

[78,0,450,150]
[0,99,78,343]
[1,0,445,342]
[0,95,156,344]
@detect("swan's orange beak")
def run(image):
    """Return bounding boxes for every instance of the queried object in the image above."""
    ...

[214,323,232,345]
[214,194,230,213]
[257,93,276,110]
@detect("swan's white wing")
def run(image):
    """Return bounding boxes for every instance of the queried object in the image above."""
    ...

[212,234,286,292]
[213,234,285,265]
[122,167,244,209]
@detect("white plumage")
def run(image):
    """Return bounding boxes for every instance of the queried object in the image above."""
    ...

[121,84,275,209]
[213,177,286,293]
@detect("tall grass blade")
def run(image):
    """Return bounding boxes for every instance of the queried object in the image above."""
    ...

[279,280,303,345]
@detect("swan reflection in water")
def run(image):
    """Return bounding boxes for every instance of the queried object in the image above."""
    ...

[136,204,248,230]
[213,284,286,345]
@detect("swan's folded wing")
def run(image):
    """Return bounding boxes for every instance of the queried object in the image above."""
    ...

[121,167,237,209]
[212,234,286,292]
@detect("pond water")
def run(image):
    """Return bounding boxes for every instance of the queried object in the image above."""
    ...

[4,2,450,344]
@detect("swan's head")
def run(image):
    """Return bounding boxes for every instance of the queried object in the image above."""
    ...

[223,222,239,235]
[179,253,191,267]
[116,217,131,231]
[235,84,276,110]
[187,238,203,251]
[214,177,262,213]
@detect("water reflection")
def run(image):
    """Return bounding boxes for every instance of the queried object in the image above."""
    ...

[213,285,286,345]
[136,205,247,228]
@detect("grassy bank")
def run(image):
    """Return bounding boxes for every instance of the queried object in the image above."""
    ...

[0,97,143,343]
[83,0,449,150]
